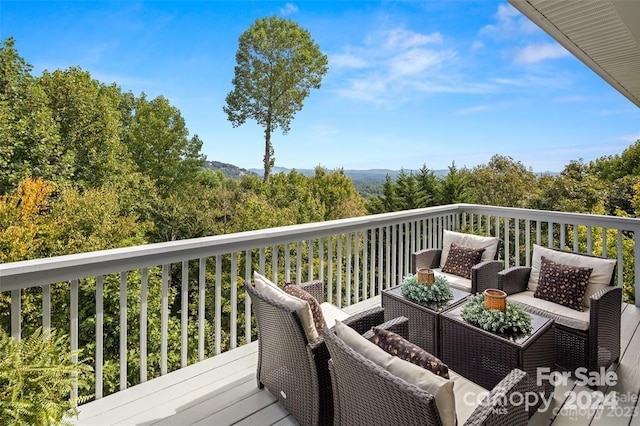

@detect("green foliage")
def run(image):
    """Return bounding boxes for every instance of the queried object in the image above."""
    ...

[529,160,604,213]
[224,16,328,181]
[124,94,205,195]
[310,166,366,220]
[401,274,453,304]
[440,162,475,204]
[40,67,133,190]
[461,294,532,337]
[0,327,92,425]
[468,155,537,207]
[0,38,73,193]
[590,140,640,181]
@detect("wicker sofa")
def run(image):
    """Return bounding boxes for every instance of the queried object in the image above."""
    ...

[497,244,621,374]
[412,230,504,294]
[246,278,399,426]
[322,325,531,425]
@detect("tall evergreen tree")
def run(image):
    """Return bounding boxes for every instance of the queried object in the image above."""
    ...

[440,162,475,204]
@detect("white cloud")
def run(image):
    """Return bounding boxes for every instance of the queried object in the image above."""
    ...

[330,27,469,104]
[471,40,484,51]
[389,49,449,76]
[280,3,298,16]
[454,104,494,115]
[513,43,570,64]
[479,3,538,39]
[336,75,389,104]
[553,95,590,103]
[496,3,520,21]
[330,53,368,69]
[384,29,443,50]
[618,134,640,142]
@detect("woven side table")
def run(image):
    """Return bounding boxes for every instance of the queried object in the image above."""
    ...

[381,285,469,357]
[440,301,556,396]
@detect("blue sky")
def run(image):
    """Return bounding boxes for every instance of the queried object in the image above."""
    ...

[2,1,639,173]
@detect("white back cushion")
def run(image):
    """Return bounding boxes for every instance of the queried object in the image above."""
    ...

[335,321,456,426]
[320,302,350,328]
[253,271,319,342]
[440,230,500,268]
[527,245,616,307]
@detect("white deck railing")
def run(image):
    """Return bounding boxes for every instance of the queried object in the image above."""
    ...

[1,204,639,402]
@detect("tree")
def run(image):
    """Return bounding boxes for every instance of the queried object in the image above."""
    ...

[124,94,205,195]
[0,38,73,193]
[310,166,366,220]
[415,165,441,207]
[469,155,537,207]
[40,67,133,190]
[395,169,422,210]
[440,162,475,204]
[224,16,328,182]
[529,160,604,213]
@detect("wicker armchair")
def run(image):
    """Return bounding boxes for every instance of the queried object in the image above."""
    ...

[323,326,531,425]
[245,280,388,426]
[412,235,503,294]
[497,247,621,374]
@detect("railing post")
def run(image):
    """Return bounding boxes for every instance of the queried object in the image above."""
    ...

[11,289,20,340]
[119,272,127,390]
[140,269,148,383]
[96,275,104,399]
[635,228,640,307]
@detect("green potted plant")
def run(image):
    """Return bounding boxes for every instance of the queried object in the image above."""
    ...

[461,293,533,338]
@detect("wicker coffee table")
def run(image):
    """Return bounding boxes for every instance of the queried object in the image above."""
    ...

[381,285,469,357]
[440,301,555,394]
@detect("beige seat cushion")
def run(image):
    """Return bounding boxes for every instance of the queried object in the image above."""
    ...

[508,291,590,330]
[434,269,472,291]
[253,272,319,342]
[450,371,488,425]
[527,244,616,307]
[320,302,350,328]
[441,230,499,268]
[335,321,457,426]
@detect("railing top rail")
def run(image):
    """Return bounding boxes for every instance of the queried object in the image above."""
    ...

[458,204,640,229]
[0,204,462,291]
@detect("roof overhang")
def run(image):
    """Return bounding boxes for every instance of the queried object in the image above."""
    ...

[508,0,640,108]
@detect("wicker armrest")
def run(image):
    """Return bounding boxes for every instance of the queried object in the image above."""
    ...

[300,280,324,302]
[361,316,410,340]
[412,249,442,271]
[589,286,622,370]
[464,368,530,425]
[471,260,504,293]
[339,306,385,335]
[497,267,531,295]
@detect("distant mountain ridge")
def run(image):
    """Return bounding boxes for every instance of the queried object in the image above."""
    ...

[249,166,450,180]
[203,161,255,178]
[205,162,449,181]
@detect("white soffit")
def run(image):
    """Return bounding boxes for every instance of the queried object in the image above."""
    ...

[509,0,640,108]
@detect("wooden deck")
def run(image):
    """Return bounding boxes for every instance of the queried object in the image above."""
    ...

[74,298,640,425]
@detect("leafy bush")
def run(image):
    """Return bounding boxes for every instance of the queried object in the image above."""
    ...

[0,327,92,425]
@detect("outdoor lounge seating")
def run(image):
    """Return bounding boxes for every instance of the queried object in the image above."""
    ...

[497,244,621,374]
[245,273,393,425]
[413,230,504,293]
[322,324,531,426]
